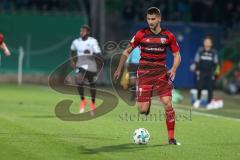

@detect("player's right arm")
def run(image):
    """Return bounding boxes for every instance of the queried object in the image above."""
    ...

[0,42,11,56]
[70,50,77,69]
[113,45,133,80]
[113,30,143,80]
[0,34,11,56]
[193,47,203,78]
[70,40,77,69]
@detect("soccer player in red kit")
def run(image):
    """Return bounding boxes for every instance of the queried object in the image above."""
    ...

[0,33,11,56]
[114,7,181,145]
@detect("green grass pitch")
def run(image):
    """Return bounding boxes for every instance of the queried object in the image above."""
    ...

[0,84,239,160]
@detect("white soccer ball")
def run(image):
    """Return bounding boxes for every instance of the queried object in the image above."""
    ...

[133,128,150,144]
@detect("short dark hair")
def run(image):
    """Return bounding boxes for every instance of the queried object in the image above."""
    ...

[204,36,214,43]
[81,24,90,32]
[147,7,161,17]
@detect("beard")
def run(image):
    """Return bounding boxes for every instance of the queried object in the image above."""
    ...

[149,23,158,30]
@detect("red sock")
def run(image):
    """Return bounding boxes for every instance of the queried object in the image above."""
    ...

[165,107,175,140]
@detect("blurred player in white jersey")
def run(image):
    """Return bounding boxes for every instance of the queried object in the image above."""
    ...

[0,33,11,56]
[70,25,102,115]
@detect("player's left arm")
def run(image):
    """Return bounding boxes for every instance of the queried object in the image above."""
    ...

[168,32,181,80]
[213,50,219,70]
[169,51,181,80]
[70,40,78,69]
[94,52,104,71]
[92,38,104,70]
[212,49,219,77]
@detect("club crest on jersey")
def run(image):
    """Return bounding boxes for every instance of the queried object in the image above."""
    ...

[160,38,167,44]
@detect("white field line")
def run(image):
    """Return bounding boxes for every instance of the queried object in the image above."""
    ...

[151,100,240,122]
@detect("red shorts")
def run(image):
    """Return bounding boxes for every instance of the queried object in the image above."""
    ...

[136,67,173,102]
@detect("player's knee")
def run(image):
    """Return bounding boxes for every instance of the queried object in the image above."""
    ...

[160,97,172,107]
[162,100,171,106]
[138,102,150,115]
[165,105,173,111]
[139,110,146,115]
[77,80,84,85]
[76,74,85,83]
[138,109,149,115]
[75,79,83,85]
[164,103,173,111]
[90,83,96,88]
[165,101,172,108]
[76,77,84,85]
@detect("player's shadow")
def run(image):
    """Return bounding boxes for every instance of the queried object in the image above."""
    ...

[21,115,56,118]
[79,143,168,154]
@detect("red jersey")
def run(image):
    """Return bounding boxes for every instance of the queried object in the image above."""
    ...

[0,33,4,44]
[129,28,180,67]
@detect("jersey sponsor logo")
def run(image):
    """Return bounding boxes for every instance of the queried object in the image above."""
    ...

[200,55,213,61]
[160,38,167,44]
[144,47,165,52]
